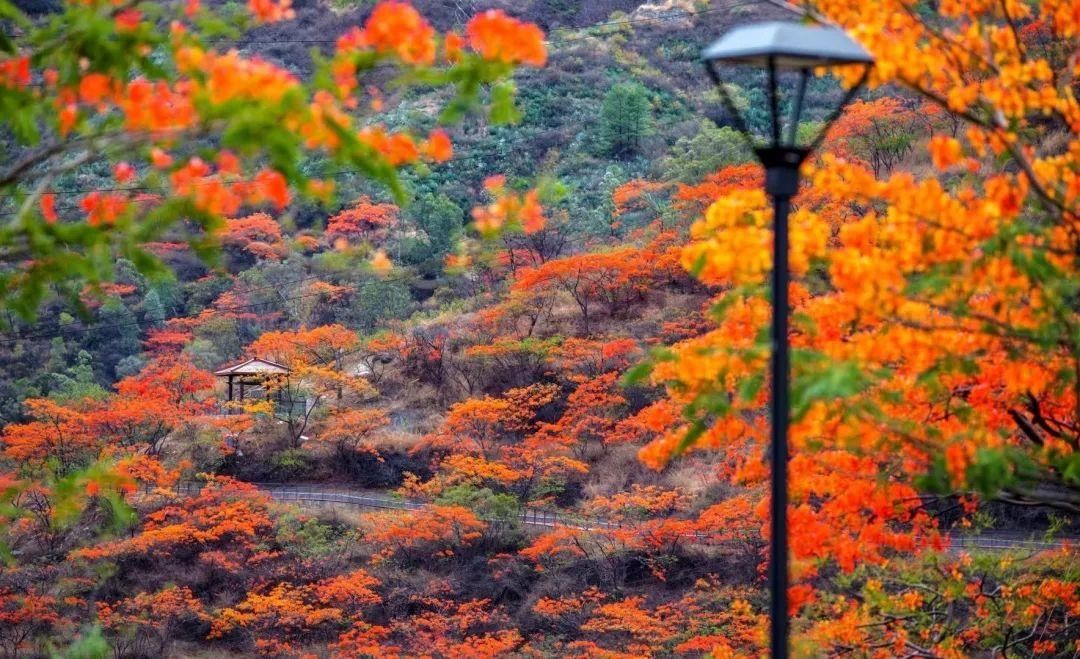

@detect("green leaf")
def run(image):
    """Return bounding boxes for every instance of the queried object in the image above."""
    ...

[737,371,765,402]
[915,454,951,494]
[966,447,1014,496]
[790,358,871,420]
[622,361,654,385]
[490,80,521,125]
[54,625,109,659]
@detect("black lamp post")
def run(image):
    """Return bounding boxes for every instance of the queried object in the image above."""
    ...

[700,21,873,659]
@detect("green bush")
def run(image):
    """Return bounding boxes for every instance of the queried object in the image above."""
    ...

[270,448,312,480]
[274,511,350,559]
[436,484,521,523]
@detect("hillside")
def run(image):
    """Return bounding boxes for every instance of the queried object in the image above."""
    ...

[0,0,1077,657]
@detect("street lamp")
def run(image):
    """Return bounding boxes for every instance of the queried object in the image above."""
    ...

[700,21,873,659]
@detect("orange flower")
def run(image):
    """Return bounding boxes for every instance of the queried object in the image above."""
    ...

[114,8,141,31]
[350,1,436,66]
[471,179,546,236]
[113,162,136,184]
[248,0,294,23]
[444,32,464,63]
[0,55,30,89]
[465,10,547,67]
[520,189,546,233]
[358,126,419,165]
[251,168,290,208]
[216,151,241,176]
[58,104,78,135]
[330,57,357,98]
[929,135,963,170]
[80,192,128,227]
[471,203,504,234]
[78,73,113,105]
[40,193,57,224]
[370,250,393,275]
[150,148,173,169]
[423,128,453,162]
[202,51,299,104]
[119,78,195,132]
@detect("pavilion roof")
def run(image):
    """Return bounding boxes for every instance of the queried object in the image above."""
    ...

[213,357,291,377]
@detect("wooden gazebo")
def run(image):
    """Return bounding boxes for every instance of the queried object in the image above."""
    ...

[214,357,291,402]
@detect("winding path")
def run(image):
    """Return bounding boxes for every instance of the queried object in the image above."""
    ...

[174,481,1074,552]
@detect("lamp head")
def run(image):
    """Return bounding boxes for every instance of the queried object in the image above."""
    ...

[702,21,873,69]
[701,21,873,157]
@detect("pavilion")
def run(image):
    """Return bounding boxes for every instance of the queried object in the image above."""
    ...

[213,357,291,403]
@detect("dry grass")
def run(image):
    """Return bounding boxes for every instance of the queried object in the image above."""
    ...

[660,458,717,499]
[582,443,663,501]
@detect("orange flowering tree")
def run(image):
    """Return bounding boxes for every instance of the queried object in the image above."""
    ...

[634,0,1080,653]
[551,336,641,379]
[0,353,207,553]
[512,247,660,334]
[0,0,546,318]
[820,97,927,176]
[220,212,288,263]
[315,407,391,474]
[532,372,628,460]
[244,324,374,445]
[0,589,63,658]
[72,478,276,564]
[424,382,558,457]
[97,586,209,657]
[325,196,400,245]
[332,596,521,658]
[208,569,381,655]
[359,504,487,565]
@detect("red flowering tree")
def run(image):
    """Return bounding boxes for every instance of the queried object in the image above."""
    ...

[326,196,400,245]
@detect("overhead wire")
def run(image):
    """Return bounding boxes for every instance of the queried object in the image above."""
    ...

[0,3,736,45]
[0,2,751,207]
[1,0,766,342]
[0,1,768,221]
[0,143,523,213]
[3,272,333,337]
[0,271,419,346]
[202,5,734,46]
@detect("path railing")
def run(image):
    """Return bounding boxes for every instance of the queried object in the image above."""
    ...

[170,481,1075,552]
[173,481,624,532]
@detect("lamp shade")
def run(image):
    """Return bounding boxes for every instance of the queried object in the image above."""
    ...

[702,21,872,69]
[700,21,874,155]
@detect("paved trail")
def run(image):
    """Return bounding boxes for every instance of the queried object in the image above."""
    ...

[174,481,1074,552]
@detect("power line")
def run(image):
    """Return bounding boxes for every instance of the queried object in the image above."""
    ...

[4,270,337,335]
[0,3,736,45]
[0,139,537,218]
[19,271,398,341]
[0,2,755,212]
[0,271,418,346]
[204,5,734,47]
[0,0,767,341]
